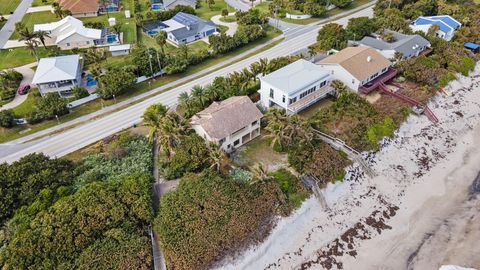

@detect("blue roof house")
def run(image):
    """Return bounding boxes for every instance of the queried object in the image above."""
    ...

[410,15,461,41]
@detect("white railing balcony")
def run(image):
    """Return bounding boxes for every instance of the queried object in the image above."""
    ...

[287,86,335,114]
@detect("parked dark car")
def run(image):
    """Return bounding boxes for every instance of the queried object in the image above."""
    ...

[17,85,30,95]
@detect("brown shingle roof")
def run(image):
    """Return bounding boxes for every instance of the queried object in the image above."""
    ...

[190,96,263,140]
[58,0,98,14]
[319,47,391,81]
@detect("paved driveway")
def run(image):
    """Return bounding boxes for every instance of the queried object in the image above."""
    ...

[211,13,238,36]
[0,62,36,111]
[0,0,34,49]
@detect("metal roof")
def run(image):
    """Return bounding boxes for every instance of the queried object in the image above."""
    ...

[32,55,81,85]
[414,15,461,34]
[358,30,430,57]
[260,59,330,95]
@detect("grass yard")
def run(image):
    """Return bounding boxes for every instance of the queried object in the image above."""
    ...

[0,0,21,14]
[232,136,288,169]
[11,11,58,39]
[257,0,375,25]
[11,90,41,117]
[0,47,53,70]
[195,0,233,20]
[31,0,54,7]
[298,97,334,119]
[219,15,236,23]
[80,13,138,43]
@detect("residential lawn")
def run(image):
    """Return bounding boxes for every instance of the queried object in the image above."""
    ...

[80,14,138,43]
[0,26,282,143]
[298,96,334,119]
[31,0,54,7]
[0,0,21,14]
[11,11,58,39]
[258,0,375,25]
[233,136,288,169]
[11,90,41,117]
[195,0,233,20]
[0,46,76,70]
[219,15,236,23]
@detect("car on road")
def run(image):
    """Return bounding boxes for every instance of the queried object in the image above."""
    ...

[17,85,30,95]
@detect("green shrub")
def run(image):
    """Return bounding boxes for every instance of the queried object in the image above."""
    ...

[72,86,89,99]
[0,109,15,128]
[366,116,395,148]
[155,171,280,270]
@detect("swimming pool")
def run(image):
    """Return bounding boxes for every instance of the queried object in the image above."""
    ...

[106,35,117,43]
[147,30,159,37]
[86,75,97,87]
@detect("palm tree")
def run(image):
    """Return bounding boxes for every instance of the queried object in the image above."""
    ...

[179,44,188,60]
[156,113,189,159]
[264,109,289,148]
[258,58,269,76]
[142,103,168,142]
[250,163,271,185]
[52,3,70,19]
[34,30,51,48]
[25,40,40,61]
[111,22,123,44]
[207,143,227,173]
[191,85,208,107]
[155,31,167,54]
[330,79,346,94]
[249,62,261,81]
[204,85,220,101]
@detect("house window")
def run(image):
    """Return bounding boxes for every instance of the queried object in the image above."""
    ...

[289,97,297,104]
[227,144,231,149]
[233,139,240,146]
[352,79,355,84]
[282,95,285,103]
[66,43,70,47]
[319,80,326,88]
[251,120,258,126]
[86,41,90,44]
[269,89,274,98]
[219,138,225,144]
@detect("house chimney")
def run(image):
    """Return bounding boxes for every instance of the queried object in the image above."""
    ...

[367,56,372,62]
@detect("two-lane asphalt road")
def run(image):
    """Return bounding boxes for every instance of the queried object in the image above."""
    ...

[0,6,374,163]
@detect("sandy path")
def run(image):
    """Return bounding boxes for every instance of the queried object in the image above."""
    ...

[214,65,480,270]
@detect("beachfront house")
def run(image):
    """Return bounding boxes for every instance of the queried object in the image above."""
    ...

[354,30,431,60]
[34,16,119,49]
[32,55,83,97]
[57,0,120,17]
[318,46,394,94]
[259,59,334,114]
[157,12,217,45]
[190,96,263,152]
[410,15,461,41]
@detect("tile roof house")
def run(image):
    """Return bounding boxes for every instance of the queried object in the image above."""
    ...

[34,16,102,49]
[318,46,394,93]
[32,55,83,97]
[259,59,334,114]
[162,12,217,45]
[355,30,431,60]
[57,0,120,17]
[191,96,263,152]
[410,15,461,41]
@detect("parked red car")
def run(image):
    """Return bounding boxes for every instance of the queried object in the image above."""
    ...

[17,85,30,95]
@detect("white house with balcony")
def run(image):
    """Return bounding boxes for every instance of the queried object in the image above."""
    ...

[32,55,83,97]
[190,96,263,152]
[259,59,334,114]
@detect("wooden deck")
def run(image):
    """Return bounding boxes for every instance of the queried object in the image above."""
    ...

[359,68,398,94]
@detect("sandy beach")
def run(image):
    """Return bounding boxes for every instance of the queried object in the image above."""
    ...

[215,64,480,270]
